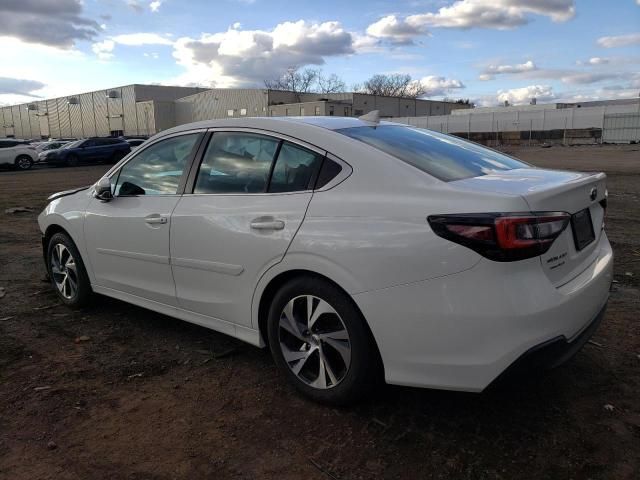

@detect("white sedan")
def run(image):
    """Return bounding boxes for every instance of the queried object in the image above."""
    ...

[38,115,612,404]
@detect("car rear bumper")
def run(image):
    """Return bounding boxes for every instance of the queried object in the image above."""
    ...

[352,231,613,392]
[488,300,606,387]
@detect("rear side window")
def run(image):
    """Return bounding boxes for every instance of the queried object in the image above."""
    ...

[336,125,528,182]
[315,158,342,189]
[268,142,323,193]
[194,132,279,194]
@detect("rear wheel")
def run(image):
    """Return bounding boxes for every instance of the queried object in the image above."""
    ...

[47,232,92,307]
[267,276,380,405]
[14,155,33,170]
[66,154,79,167]
[109,151,123,164]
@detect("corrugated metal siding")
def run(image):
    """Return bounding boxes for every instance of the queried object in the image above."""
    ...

[36,101,49,137]
[133,85,207,102]
[93,91,109,136]
[57,98,71,137]
[80,93,96,137]
[152,101,175,132]
[107,87,123,133]
[20,106,32,138]
[174,100,193,126]
[176,89,269,122]
[68,98,83,138]
[122,85,138,135]
[28,108,40,138]
[47,99,60,138]
[603,113,640,143]
[136,101,155,135]
[2,107,14,137]
[11,105,23,138]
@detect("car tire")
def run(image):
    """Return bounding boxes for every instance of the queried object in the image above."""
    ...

[66,154,79,167]
[14,155,33,170]
[109,152,122,164]
[267,275,380,405]
[46,232,92,308]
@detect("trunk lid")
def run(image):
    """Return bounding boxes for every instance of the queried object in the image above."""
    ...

[452,168,607,287]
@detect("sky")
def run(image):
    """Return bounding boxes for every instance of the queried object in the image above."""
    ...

[0,0,639,107]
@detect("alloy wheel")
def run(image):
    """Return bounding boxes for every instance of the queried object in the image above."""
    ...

[50,243,78,299]
[278,295,351,389]
[17,157,32,170]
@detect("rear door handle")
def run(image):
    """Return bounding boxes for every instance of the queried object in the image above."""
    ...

[145,215,168,225]
[250,217,285,231]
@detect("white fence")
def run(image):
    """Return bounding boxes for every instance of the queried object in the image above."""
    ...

[391,104,640,143]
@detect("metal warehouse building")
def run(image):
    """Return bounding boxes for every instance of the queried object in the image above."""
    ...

[0,84,206,140]
[175,89,469,124]
[1,85,470,139]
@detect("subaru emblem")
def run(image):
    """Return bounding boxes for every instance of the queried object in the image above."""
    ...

[590,187,598,201]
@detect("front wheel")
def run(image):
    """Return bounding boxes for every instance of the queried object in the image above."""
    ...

[267,276,380,405]
[47,232,92,307]
[15,155,33,170]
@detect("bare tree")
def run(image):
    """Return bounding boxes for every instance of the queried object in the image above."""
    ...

[317,72,346,94]
[355,74,426,98]
[264,67,319,93]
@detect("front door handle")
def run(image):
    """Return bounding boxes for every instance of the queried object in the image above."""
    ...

[250,217,285,231]
[145,215,168,225]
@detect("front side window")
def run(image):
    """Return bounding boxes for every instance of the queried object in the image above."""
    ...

[115,133,199,196]
[337,125,528,182]
[268,142,323,193]
[194,132,279,194]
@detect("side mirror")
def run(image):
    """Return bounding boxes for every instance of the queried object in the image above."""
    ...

[94,176,113,202]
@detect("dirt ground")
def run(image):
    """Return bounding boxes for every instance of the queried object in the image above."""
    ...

[1,145,638,480]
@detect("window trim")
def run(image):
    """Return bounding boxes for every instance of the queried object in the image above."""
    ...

[184,127,332,197]
[110,130,206,197]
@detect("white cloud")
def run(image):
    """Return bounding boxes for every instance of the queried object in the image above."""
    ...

[496,85,555,105]
[419,75,465,97]
[587,57,609,65]
[144,52,160,59]
[366,15,427,45]
[597,32,640,48]
[111,33,173,46]
[172,21,355,87]
[364,1,575,45]
[412,0,575,28]
[480,60,536,79]
[92,39,115,60]
[150,1,162,12]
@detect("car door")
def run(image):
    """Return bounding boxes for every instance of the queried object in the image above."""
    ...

[0,141,12,164]
[78,139,98,161]
[170,130,324,328]
[83,131,203,306]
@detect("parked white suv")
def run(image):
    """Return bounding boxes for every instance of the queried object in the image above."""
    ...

[0,139,38,170]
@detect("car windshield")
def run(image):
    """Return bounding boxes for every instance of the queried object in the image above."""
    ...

[64,140,85,149]
[336,125,529,182]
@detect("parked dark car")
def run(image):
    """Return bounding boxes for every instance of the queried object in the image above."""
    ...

[43,137,131,166]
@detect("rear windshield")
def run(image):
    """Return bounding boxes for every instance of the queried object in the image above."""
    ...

[336,125,528,182]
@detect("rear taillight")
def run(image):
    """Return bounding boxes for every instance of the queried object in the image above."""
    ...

[428,212,570,262]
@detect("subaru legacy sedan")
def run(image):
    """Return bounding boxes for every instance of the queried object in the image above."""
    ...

[38,115,612,405]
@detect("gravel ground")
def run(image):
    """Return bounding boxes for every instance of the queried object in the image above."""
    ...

[0,144,638,479]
